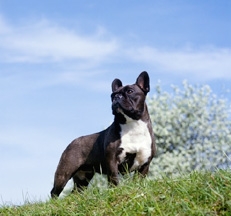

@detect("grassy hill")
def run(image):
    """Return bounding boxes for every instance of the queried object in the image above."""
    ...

[1,170,231,215]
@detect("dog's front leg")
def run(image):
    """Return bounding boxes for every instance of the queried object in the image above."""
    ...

[105,144,119,186]
[137,161,150,177]
[107,159,119,186]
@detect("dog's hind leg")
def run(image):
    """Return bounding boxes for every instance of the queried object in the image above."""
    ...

[51,172,72,198]
[50,145,86,198]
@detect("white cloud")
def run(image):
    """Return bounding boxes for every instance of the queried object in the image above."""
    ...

[126,46,231,80]
[0,18,119,63]
[1,14,231,83]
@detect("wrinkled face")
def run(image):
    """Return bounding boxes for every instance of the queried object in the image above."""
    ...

[111,84,146,120]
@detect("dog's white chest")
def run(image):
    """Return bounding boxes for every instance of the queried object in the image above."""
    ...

[119,119,152,171]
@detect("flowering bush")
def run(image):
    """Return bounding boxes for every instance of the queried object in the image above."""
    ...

[148,81,231,176]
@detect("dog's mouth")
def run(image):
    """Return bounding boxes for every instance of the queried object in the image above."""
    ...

[112,95,133,110]
[115,107,123,114]
[112,101,142,121]
[112,101,125,114]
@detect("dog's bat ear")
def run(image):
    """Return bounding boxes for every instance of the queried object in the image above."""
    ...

[112,78,123,92]
[136,71,150,95]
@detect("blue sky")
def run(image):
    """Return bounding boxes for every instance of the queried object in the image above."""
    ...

[1,0,231,205]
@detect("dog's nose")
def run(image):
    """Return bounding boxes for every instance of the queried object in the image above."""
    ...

[114,93,123,100]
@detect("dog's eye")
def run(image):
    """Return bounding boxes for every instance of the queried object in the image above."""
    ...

[127,89,133,94]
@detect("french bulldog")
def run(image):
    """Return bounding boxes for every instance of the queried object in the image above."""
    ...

[51,71,156,198]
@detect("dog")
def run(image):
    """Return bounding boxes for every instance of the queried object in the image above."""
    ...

[51,71,156,198]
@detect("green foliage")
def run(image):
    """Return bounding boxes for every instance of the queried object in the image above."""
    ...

[1,170,231,215]
[148,81,231,176]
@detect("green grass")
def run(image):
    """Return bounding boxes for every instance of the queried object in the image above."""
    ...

[1,170,231,215]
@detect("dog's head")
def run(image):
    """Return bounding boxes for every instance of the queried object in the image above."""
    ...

[111,71,150,122]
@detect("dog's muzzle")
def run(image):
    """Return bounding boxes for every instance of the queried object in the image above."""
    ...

[112,101,123,114]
